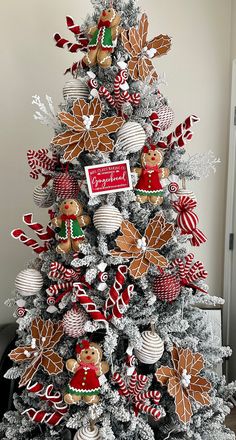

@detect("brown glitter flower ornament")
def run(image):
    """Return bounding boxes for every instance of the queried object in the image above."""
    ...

[155,346,212,424]
[9,317,64,387]
[121,13,171,83]
[110,214,174,278]
[52,98,124,161]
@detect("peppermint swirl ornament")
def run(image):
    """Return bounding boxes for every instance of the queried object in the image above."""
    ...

[168,182,179,194]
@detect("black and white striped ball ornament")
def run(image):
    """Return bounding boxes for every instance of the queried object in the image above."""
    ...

[33,185,54,208]
[15,269,43,296]
[63,78,90,102]
[93,205,123,234]
[135,330,164,364]
[73,426,101,440]
[116,121,146,153]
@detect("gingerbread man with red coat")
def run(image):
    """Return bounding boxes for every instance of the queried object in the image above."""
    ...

[64,340,109,405]
[133,145,169,205]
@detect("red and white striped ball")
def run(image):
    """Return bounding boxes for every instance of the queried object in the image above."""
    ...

[63,79,90,101]
[93,205,123,234]
[63,307,88,338]
[15,269,44,296]
[33,185,54,208]
[73,426,101,440]
[156,105,174,131]
[153,273,181,302]
[135,331,164,364]
[53,173,79,200]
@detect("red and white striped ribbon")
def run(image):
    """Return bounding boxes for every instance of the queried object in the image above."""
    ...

[23,214,54,241]
[54,31,88,53]
[110,285,134,320]
[73,283,108,326]
[11,229,48,254]
[167,115,200,146]
[22,409,64,426]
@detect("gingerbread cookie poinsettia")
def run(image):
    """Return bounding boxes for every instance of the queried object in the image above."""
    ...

[121,13,171,83]
[9,317,64,387]
[110,214,174,278]
[52,98,124,161]
[155,346,212,424]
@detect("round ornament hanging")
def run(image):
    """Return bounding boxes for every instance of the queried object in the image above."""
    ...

[73,426,101,440]
[15,269,44,296]
[156,105,174,131]
[116,121,146,153]
[62,306,89,338]
[134,330,164,364]
[152,273,181,303]
[176,188,196,201]
[33,185,54,208]
[53,172,79,200]
[93,205,123,234]
[63,78,90,102]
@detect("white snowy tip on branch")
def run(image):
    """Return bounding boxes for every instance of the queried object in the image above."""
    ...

[182,151,221,179]
[32,95,60,129]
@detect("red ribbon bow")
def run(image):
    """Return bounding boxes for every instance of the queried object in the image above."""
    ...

[76,340,90,354]
[98,19,111,28]
[60,214,77,221]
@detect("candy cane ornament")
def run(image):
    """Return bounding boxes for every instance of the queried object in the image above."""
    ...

[171,253,208,292]
[11,229,48,254]
[27,149,58,181]
[166,115,200,148]
[112,370,162,420]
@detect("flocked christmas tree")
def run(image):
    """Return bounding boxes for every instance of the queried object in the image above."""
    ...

[1,1,236,439]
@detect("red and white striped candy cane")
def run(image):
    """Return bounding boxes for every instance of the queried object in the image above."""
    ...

[110,285,134,320]
[184,253,194,275]
[114,70,128,101]
[73,283,108,326]
[172,258,185,279]
[128,369,137,395]
[167,115,200,145]
[186,261,207,282]
[168,130,193,149]
[104,266,128,316]
[23,214,54,241]
[99,86,116,108]
[134,402,161,420]
[130,93,141,106]
[22,409,64,426]
[27,149,58,180]
[27,381,67,413]
[133,375,148,396]
[11,229,47,254]
[112,372,129,397]
[49,262,80,281]
[136,391,161,404]
[46,281,73,296]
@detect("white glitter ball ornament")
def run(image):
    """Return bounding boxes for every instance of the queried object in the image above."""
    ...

[33,185,54,208]
[157,105,174,131]
[15,269,43,296]
[135,330,164,364]
[116,121,146,153]
[73,426,101,440]
[62,307,88,338]
[93,205,123,234]
[63,79,90,101]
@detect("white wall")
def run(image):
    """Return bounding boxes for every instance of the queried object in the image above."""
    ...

[0,0,232,324]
